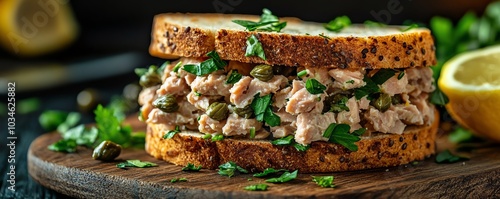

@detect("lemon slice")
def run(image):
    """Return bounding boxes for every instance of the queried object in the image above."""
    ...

[439,45,500,142]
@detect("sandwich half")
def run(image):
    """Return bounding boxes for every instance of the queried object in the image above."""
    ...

[138,12,439,173]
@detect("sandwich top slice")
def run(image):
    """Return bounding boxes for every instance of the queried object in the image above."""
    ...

[139,11,439,173]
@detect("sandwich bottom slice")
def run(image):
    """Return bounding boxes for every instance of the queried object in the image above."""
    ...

[139,58,439,173]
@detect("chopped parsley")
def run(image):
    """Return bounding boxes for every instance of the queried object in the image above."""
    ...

[211,134,224,142]
[430,85,449,105]
[170,177,188,183]
[245,34,266,60]
[194,91,201,97]
[402,23,419,32]
[271,135,310,152]
[202,134,212,139]
[116,160,158,169]
[323,123,363,151]
[329,95,350,113]
[251,94,281,127]
[232,8,287,32]
[218,161,248,177]
[312,176,336,188]
[182,163,202,171]
[324,16,351,32]
[297,70,308,78]
[354,68,398,100]
[305,78,327,94]
[371,69,396,85]
[265,170,298,183]
[435,150,469,163]
[172,61,183,73]
[318,33,331,40]
[397,71,405,80]
[345,80,355,84]
[163,125,180,139]
[226,70,243,84]
[249,127,256,139]
[39,110,79,131]
[95,105,133,147]
[183,51,227,76]
[448,127,474,143]
[253,168,288,177]
[244,184,269,191]
[48,139,77,153]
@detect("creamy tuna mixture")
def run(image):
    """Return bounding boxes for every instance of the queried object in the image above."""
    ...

[139,57,435,145]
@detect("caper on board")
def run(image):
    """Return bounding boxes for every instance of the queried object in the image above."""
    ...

[250,64,274,82]
[153,95,179,113]
[206,102,229,121]
[372,93,391,112]
[233,105,254,119]
[92,140,122,161]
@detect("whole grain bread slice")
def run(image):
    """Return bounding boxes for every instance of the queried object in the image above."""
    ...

[150,13,436,69]
[145,110,439,173]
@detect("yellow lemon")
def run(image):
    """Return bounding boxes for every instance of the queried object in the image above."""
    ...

[439,45,500,142]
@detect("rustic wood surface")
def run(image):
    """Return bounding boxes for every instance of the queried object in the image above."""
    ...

[28,120,500,199]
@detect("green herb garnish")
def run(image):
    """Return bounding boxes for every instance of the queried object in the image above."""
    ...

[218,161,248,177]
[402,23,419,32]
[183,51,227,76]
[170,178,188,183]
[182,163,202,171]
[297,70,307,78]
[163,125,180,139]
[312,176,336,188]
[330,95,350,113]
[172,61,183,73]
[244,184,268,191]
[249,127,256,139]
[364,20,386,27]
[323,123,362,151]
[346,80,355,84]
[435,150,469,163]
[232,8,287,32]
[39,110,81,132]
[117,160,158,169]
[430,86,449,106]
[305,78,326,94]
[251,94,281,127]
[95,105,132,146]
[253,168,288,177]
[325,16,351,32]
[271,135,310,152]
[265,170,298,183]
[245,34,266,60]
[202,134,212,139]
[212,134,224,142]
[60,124,98,147]
[226,70,243,84]
[371,69,396,85]
[48,139,77,153]
[354,77,380,100]
[397,71,405,80]
[448,127,474,143]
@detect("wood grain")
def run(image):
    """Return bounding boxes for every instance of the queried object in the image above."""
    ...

[28,123,500,199]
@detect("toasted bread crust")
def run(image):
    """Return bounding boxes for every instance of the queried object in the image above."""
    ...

[149,13,436,69]
[145,111,439,173]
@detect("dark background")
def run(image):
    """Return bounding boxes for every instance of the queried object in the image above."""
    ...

[0,0,493,198]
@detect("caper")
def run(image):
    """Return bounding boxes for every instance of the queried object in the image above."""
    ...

[391,94,403,105]
[153,95,179,113]
[372,93,392,112]
[92,141,122,161]
[139,72,162,88]
[233,105,254,119]
[250,64,274,82]
[206,102,229,121]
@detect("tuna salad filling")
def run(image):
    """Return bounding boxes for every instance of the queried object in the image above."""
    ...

[138,56,435,146]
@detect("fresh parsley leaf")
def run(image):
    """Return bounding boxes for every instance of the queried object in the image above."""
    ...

[251,94,281,127]
[244,184,268,191]
[398,71,405,80]
[48,139,77,153]
[226,70,243,84]
[430,85,449,105]
[402,23,419,32]
[371,69,396,85]
[297,70,308,78]
[182,163,202,171]
[183,51,227,76]
[60,124,98,147]
[163,125,180,139]
[212,134,224,142]
[329,95,350,113]
[305,78,326,94]
[312,176,335,188]
[95,105,131,146]
[117,160,158,169]
[435,150,469,163]
[172,61,183,73]
[233,8,286,32]
[202,134,212,139]
[271,135,294,145]
[39,110,80,131]
[245,34,266,60]
[323,123,360,151]
[56,112,81,133]
[325,16,351,32]
[293,143,310,152]
[449,127,474,143]
[170,178,188,183]
[249,127,256,139]
[346,80,355,84]
[253,168,288,177]
[352,128,367,136]
[218,161,248,177]
[354,77,380,100]
[265,170,298,183]
[364,20,386,27]
[263,107,281,127]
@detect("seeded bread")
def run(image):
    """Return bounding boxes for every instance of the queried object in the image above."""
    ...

[149,13,436,69]
[145,110,439,173]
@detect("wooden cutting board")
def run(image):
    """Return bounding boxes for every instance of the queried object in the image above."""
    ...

[28,120,500,199]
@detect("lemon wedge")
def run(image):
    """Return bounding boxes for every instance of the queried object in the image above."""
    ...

[439,45,500,142]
